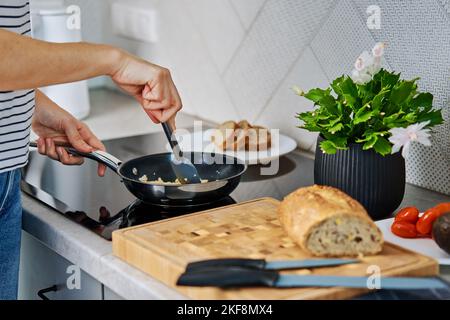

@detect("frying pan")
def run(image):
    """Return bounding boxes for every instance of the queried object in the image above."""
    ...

[29,142,247,206]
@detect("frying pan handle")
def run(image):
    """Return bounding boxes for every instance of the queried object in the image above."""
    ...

[29,141,122,172]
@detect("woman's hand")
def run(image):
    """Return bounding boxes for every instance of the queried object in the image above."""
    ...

[32,90,106,176]
[110,50,182,126]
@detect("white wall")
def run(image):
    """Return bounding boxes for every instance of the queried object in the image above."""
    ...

[66,0,450,195]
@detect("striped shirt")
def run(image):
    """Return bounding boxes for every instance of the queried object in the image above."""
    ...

[0,1,34,173]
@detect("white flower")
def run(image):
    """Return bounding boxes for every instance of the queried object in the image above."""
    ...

[354,51,372,71]
[366,57,382,76]
[388,121,432,158]
[372,42,386,58]
[351,69,371,84]
[351,43,385,84]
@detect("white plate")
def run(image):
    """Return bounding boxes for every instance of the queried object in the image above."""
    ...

[172,129,298,165]
[376,218,450,265]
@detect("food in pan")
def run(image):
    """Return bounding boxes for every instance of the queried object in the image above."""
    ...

[211,120,271,151]
[391,203,450,241]
[432,213,450,255]
[136,172,208,185]
[278,185,383,257]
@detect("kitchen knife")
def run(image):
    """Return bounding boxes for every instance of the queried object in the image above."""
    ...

[177,268,448,290]
[185,258,360,272]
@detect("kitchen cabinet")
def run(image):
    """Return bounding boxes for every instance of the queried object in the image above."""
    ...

[18,232,103,300]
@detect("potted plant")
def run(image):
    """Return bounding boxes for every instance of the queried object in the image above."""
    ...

[295,43,443,219]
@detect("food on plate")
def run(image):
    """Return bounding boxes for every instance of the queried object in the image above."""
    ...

[278,185,383,257]
[391,202,450,239]
[211,120,271,151]
[211,120,238,150]
[247,125,272,151]
[138,174,208,185]
[432,213,450,255]
[391,221,418,238]
[394,206,420,224]
[416,207,441,236]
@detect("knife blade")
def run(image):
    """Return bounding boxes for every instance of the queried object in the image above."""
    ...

[177,268,448,290]
[185,258,359,272]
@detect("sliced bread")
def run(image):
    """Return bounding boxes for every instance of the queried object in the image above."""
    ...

[278,185,383,257]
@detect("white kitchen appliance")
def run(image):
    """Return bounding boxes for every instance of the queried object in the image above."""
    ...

[31,0,90,119]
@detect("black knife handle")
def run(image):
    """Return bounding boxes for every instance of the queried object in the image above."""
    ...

[186,258,266,272]
[176,268,279,288]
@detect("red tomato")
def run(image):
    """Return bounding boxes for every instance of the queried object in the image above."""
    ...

[416,208,440,235]
[394,207,420,223]
[391,221,418,238]
[434,202,450,215]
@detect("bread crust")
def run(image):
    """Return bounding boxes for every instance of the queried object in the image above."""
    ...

[278,185,383,255]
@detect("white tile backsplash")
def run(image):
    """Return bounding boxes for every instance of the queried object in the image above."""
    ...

[185,0,246,73]
[223,0,336,123]
[310,0,376,80]
[229,0,267,29]
[156,0,239,122]
[255,47,329,150]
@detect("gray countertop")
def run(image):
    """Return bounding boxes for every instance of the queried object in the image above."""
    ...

[21,89,450,299]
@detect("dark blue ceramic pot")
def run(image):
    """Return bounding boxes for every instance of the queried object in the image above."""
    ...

[314,135,405,220]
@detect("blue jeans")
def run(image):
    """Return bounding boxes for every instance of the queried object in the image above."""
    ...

[0,169,22,300]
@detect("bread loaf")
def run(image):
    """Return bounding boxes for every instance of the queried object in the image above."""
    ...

[278,185,383,257]
[211,121,237,150]
[247,125,271,151]
[212,120,271,151]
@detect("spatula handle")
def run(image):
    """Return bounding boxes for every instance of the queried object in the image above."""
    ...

[161,122,183,160]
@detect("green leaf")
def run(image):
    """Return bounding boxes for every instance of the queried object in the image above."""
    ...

[331,75,345,96]
[328,122,344,134]
[354,104,374,124]
[372,89,389,110]
[339,77,359,108]
[373,137,392,156]
[381,71,401,88]
[390,80,416,106]
[303,88,331,103]
[363,135,378,150]
[339,76,358,97]
[410,92,433,111]
[416,110,444,126]
[319,136,348,154]
[319,95,339,115]
[320,140,337,154]
[322,134,348,149]
[404,112,417,123]
[382,111,406,128]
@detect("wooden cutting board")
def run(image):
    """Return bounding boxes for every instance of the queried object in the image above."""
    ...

[112,198,438,300]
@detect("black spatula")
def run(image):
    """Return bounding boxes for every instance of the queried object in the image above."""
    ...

[161,122,201,184]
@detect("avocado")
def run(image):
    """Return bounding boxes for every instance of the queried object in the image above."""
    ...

[432,212,450,255]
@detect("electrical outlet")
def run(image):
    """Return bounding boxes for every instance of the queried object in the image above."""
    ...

[111,2,158,43]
